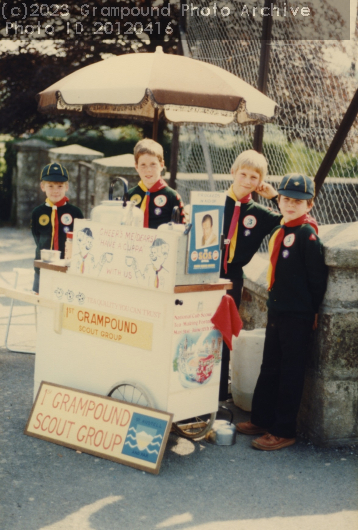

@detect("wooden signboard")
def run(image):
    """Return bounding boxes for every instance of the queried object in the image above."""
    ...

[24,382,173,475]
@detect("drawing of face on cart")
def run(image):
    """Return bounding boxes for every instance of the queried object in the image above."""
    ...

[71,227,114,276]
[69,220,177,293]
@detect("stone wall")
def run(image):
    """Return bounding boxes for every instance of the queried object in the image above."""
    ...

[239,222,358,447]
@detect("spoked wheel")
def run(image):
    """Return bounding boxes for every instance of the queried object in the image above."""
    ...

[107,382,154,408]
[172,412,216,439]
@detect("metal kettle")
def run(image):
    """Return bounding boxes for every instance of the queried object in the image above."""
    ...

[205,406,237,446]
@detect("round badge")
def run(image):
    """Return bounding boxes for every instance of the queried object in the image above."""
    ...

[154,208,162,216]
[244,229,251,237]
[282,250,290,259]
[39,214,50,226]
[154,195,167,207]
[130,194,142,206]
[283,234,295,247]
[243,215,257,229]
[213,250,219,261]
[191,251,198,262]
[61,213,73,226]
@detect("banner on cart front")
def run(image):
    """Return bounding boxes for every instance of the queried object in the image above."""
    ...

[68,219,178,293]
[25,382,173,475]
[62,304,153,351]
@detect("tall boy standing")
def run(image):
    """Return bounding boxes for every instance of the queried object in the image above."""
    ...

[219,150,282,400]
[237,173,328,450]
[128,138,185,228]
[31,163,83,293]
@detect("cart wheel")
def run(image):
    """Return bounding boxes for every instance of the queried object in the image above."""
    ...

[108,382,154,408]
[172,412,216,440]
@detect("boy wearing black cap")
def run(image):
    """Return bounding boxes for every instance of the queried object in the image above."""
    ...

[31,163,83,293]
[237,173,328,450]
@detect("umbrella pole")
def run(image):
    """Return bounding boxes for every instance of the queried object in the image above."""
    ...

[152,108,159,141]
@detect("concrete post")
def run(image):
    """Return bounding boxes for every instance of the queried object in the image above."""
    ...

[239,222,358,446]
[298,222,358,446]
[48,144,104,216]
[15,139,53,228]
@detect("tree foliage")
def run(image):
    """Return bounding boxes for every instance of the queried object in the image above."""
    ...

[0,0,181,135]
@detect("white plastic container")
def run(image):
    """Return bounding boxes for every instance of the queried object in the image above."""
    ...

[91,200,143,227]
[231,328,266,411]
[41,249,61,263]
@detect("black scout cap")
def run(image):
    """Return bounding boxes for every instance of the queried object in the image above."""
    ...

[41,163,69,182]
[278,173,315,200]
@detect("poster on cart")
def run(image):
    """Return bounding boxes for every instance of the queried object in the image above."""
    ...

[172,309,223,389]
[25,382,173,475]
[187,191,225,274]
[68,219,178,293]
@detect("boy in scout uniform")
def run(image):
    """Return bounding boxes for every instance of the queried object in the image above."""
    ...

[31,163,83,292]
[219,150,282,400]
[128,139,185,228]
[237,173,328,451]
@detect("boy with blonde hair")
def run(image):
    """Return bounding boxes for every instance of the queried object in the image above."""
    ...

[219,149,282,400]
[128,138,185,228]
[237,173,328,450]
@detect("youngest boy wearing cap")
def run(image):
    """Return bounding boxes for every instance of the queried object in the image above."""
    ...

[31,163,84,293]
[236,173,328,451]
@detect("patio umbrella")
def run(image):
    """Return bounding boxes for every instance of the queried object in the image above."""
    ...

[37,46,278,138]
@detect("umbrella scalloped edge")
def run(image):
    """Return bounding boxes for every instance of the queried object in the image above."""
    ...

[38,90,278,127]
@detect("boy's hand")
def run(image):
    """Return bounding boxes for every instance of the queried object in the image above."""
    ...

[313,313,318,330]
[256,182,278,200]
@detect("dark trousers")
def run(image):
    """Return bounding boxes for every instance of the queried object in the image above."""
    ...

[251,314,313,439]
[33,270,40,294]
[219,278,243,401]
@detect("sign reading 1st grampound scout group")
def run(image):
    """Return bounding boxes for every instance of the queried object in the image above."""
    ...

[187,191,225,274]
[25,382,173,474]
[62,304,153,351]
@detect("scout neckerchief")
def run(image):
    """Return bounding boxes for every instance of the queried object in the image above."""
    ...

[45,196,69,250]
[80,254,88,273]
[138,178,167,228]
[267,213,318,290]
[223,185,252,274]
[154,266,163,288]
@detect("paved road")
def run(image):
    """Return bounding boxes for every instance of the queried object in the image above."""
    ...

[0,228,357,530]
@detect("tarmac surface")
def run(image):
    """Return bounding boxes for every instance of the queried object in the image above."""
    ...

[0,227,357,530]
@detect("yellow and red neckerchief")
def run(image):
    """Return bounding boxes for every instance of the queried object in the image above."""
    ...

[138,179,167,228]
[45,196,69,250]
[223,185,251,274]
[267,213,318,290]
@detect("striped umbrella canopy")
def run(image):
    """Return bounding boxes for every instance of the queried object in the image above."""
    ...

[37,46,278,130]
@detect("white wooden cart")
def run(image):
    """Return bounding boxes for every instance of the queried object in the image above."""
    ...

[32,258,230,439]
[2,209,231,440]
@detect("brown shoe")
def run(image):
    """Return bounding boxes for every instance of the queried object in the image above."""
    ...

[236,421,267,435]
[251,433,296,451]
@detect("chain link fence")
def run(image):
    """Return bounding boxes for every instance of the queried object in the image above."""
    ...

[177,0,358,235]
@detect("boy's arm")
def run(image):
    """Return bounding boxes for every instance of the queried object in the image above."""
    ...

[256,182,278,201]
[302,226,328,318]
[31,210,40,245]
[171,191,186,224]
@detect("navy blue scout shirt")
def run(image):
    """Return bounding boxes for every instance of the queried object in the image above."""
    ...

[267,223,328,319]
[31,202,83,269]
[128,184,185,229]
[220,197,282,280]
